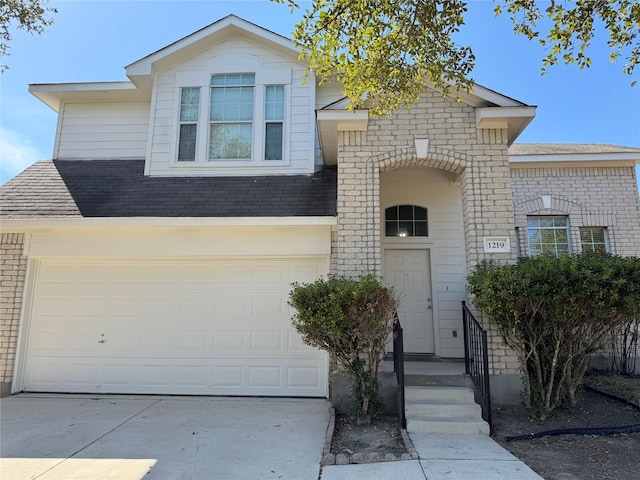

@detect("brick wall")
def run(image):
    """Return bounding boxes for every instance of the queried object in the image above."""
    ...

[0,233,27,396]
[332,88,520,376]
[511,166,640,257]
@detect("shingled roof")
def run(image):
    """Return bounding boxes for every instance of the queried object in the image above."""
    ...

[0,160,337,218]
[508,143,640,156]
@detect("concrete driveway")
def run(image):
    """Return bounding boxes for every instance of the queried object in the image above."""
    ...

[1,394,331,480]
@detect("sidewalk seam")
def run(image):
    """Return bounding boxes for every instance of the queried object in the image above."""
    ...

[32,399,161,479]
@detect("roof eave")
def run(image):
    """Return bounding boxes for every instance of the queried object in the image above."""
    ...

[509,152,640,165]
[29,82,148,111]
[125,15,300,86]
[0,216,338,232]
[316,109,369,166]
[476,106,537,145]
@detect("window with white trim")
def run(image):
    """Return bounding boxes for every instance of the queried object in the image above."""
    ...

[527,216,570,256]
[177,87,200,162]
[209,74,255,160]
[264,85,284,160]
[580,227,609,254]
[174,71,288,165]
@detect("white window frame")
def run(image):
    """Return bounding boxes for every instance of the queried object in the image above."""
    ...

[171,67,291,167]
[177,87,201,162]
[526,215,571,256]
[209,73,256,162]
[579,227,609,254]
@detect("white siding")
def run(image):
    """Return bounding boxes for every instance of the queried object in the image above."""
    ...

[381,167,466,358]
[315,82,345,110]
[147,36,316,176]
[56,102,150,159]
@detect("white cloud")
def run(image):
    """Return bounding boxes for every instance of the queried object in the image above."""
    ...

[0,128,45,184]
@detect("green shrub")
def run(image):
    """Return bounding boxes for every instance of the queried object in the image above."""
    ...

[289,274,398,424]
[467,254,640,419]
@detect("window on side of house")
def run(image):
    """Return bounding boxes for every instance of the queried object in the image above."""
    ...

[580,227,609,254]
[177,87,200,162]
[527,216,570,256]
[264,85,284,161]
[385,205,428,237]
[209,73,255,161]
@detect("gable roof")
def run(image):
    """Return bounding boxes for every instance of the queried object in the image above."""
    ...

[125,15,300,93]
[0,160,337,219]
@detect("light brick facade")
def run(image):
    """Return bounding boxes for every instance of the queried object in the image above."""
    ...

[511,166,640,257]
[0,233,27,396]
[333,90,521,380]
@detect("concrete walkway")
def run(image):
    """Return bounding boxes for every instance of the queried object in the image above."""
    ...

[1,394,329,480]
[321,433,543,480]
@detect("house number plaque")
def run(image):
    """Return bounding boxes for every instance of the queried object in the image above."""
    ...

[483,237,511,253]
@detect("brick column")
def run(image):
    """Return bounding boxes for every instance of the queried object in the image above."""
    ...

[0,233,27,396]
[462,128,518,270]
[336,131,381,278]
[463,129,520,383]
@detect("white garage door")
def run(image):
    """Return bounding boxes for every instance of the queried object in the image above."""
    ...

[23,258,327,397]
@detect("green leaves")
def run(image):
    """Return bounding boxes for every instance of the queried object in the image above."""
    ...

[0,0,57,72]
[468,254,640,418]
[276,0,476,116]
[271,0,638,114]
[495,0,639,84]
[289,274,399,421]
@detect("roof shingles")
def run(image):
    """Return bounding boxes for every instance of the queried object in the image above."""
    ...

[0,160,337,218]
[508,143,640,156]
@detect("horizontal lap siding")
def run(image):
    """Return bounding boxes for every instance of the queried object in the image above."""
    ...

[57,102,150,159]
[148,38,315,176]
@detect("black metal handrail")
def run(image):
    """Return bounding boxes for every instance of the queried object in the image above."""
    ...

[392,312,407,429]
[462,301,492,429]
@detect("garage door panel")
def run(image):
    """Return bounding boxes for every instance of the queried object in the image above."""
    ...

[249,331,284,351]
[26,356,326,396]
[24,259,327,396]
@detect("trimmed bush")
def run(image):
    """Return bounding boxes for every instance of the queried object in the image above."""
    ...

[467,254,640,419]
[289,274,398,424]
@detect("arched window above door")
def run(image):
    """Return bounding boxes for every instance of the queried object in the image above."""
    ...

[385,205,428,237]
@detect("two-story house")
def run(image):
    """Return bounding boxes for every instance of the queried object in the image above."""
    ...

[2,15,639,404]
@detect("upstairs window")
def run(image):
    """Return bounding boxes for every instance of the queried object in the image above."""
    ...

[174,71,289,165]
[527,216,570,256]
[209,74,255,160]
[264,85,284,160]
[177,87,200,162]
[385,205,428,237]
[580,227,609,254]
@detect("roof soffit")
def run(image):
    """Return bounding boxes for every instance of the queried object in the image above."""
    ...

[28,82,150,112]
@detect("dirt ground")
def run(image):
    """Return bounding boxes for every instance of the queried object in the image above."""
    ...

[492,374,640,480]
[331,414,407,457]
[330,373,640,478]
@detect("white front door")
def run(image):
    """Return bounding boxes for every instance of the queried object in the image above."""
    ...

[384,249,434,353]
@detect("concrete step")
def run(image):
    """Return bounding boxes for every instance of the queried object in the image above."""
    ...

[405,373,474,388]
[404,385,489,435]
[407,415,490,435]
[405,386,476,403]
[405,398,482,418]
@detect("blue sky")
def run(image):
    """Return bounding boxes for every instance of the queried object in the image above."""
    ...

[1,0,639,184]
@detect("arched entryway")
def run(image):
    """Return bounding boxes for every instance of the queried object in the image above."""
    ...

[380,165,466,357]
